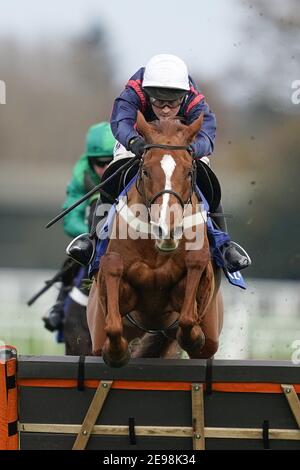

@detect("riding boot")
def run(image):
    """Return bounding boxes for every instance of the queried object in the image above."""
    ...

[42,285,67,332]
[211,203,251,273]
[66,196,104,266]
[42,259,79,332]
[42,258,79,332]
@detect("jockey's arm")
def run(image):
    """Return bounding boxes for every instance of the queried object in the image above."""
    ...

[110,87,142,150]
[62,180,89,238]
[186,100,216,158]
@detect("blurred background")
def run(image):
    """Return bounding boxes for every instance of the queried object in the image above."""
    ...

[0,0,299,358]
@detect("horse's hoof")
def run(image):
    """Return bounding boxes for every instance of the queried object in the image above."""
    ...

[176,327,205,356]
[185,338,206,358]
[102,347,131,368]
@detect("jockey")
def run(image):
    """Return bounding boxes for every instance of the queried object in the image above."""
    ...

[43,122,115,332]
[67,54,251,273]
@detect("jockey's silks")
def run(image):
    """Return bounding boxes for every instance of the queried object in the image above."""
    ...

[110,68,216,159]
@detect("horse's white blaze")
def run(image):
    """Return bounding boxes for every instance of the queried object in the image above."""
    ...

[159,154,176,234]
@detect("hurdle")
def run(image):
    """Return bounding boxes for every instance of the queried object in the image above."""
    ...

[1,347,300,450]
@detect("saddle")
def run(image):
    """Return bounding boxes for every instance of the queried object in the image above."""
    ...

[100,157,221,212]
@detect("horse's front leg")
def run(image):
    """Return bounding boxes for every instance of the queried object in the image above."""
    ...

[176,247,210,357]
[101,252,130,367]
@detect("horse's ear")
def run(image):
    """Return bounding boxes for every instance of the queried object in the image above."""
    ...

[136,111,153,141]
[185,112,204,143]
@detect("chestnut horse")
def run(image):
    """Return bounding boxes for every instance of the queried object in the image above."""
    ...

[87,112,223,367]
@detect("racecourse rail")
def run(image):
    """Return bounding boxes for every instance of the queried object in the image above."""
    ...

[0,347,300,450]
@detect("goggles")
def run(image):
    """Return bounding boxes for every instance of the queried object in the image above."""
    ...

[149,96,183,109]
[92,158,112,168]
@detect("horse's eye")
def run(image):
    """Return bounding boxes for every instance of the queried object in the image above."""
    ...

[187,170,193,178]
[142,168,149,178]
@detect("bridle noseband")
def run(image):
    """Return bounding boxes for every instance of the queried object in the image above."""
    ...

[136,143,197,210]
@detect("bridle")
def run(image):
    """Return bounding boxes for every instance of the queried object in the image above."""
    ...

[136,143,197,213]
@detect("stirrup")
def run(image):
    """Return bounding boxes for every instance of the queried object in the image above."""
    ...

[230,241,251,262]
[66,233,95,266]
[223,241,252,273]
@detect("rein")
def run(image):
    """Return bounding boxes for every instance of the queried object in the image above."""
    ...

[143,143,194,153]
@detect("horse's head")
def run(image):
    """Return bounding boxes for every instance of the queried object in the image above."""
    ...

[136,112,203,252]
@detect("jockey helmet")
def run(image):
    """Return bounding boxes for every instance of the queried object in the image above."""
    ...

[143,54,190,101]
[85,122,115,161]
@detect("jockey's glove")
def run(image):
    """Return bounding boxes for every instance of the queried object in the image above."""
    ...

[129,136,146,157]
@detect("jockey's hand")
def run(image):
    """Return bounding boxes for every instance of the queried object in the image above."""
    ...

[129,136,145,157]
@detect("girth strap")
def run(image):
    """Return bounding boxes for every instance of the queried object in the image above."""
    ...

[125,312,179,336]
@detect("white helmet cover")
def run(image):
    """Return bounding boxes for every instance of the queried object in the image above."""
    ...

[143,54,190,91]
